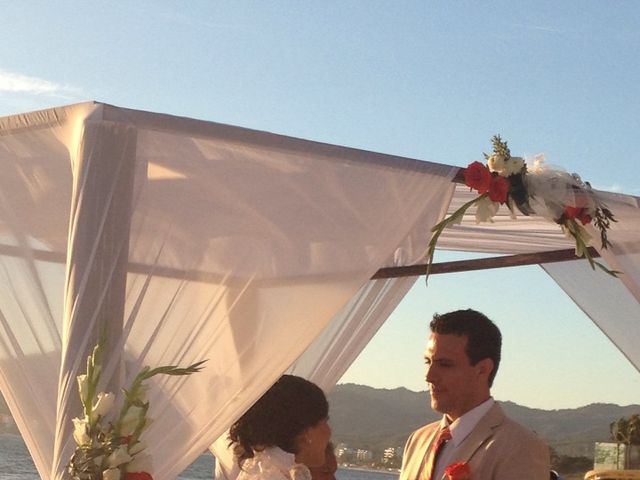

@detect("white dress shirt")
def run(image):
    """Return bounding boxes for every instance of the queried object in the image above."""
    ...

[432,397,495,480]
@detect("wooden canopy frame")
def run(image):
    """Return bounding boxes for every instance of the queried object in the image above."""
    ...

[372,168,599,279]
[372,247,598,279]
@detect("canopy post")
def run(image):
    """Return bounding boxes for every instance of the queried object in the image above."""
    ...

[52,119,137,479]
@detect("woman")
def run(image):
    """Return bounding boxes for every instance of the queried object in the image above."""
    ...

[229,375,332,480]
[309,443,337,480]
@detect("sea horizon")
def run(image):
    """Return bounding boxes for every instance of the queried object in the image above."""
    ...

[0,433,399,480]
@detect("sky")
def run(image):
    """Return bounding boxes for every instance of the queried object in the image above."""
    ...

[1,1,639,410]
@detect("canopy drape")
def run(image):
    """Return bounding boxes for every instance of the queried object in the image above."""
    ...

[0,101,639,480]
[435,185,640,369]
[0,102,455,480]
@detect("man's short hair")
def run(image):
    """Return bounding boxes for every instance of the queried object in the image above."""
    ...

[430,309,502,387]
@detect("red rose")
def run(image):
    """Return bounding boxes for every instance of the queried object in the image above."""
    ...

[463,161,492,194]
[579,213,592,225]
[563,205,581,219]
[444,461,471,480]
[126,472,153,480]
[564,206,592,225]
[488,175,509,203]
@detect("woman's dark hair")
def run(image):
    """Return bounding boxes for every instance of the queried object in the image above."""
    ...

[229,375,329,465]
[430,309,502,387]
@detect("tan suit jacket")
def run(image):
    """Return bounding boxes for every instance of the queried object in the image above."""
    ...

[399,403,550,480]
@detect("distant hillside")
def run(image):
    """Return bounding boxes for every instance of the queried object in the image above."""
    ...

[328,383,640,458]
[3,383,639,459]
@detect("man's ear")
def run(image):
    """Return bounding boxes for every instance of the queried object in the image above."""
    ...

[476,358,494,381]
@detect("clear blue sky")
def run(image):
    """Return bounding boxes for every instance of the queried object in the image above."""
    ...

[2,1,639,409]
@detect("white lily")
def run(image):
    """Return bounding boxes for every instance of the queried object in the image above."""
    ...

[72,417,90,446]
[93,392,115,417]
[76,375,89,403]
[107,445,133,468]
[102,467,122,480]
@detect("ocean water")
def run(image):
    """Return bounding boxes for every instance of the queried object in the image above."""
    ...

[0,435,399,480]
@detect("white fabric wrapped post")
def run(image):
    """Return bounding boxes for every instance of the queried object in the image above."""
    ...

[53,117,138,479]
[0,103,100,478]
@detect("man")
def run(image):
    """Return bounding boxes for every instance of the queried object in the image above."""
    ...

[400,309,550,480]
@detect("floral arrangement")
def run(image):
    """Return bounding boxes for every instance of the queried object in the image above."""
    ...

[426,135,617,276]
[68,340,205,480]
[444,461,471,480]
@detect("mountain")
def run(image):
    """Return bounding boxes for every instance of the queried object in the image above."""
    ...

[328,383,640,458]
[3,383,639,459]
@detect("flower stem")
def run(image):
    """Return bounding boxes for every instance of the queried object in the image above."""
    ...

[425,193,487,279]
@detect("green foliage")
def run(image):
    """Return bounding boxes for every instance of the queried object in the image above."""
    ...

[483,134,511,160]
[610,414,640,445]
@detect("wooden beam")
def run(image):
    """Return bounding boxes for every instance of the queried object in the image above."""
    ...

[0,243,600,282]
[371,247,600,279]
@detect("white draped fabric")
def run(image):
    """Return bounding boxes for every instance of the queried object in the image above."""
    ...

[436,185,640,373]
[542,192,640,371]
[1,102,640,480]
[0,102,455,480]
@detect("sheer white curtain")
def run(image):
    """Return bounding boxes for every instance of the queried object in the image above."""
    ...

[543,191,640,370]
[0,102,457,480]
[437,185,640,374]
[211,275,419,480]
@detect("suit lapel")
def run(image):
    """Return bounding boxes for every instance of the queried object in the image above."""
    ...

[449,403,505,465]
[408,425,440,480]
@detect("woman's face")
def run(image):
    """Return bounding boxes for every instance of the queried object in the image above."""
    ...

[295,417,332,468]
[308,446,337,480]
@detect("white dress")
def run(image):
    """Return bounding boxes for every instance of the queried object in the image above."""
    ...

[236,447,312,480]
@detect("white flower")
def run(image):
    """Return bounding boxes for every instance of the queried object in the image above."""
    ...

[487,154,506,174]
[504,156,525,176]
[102,468,122,480]
[77,374,89,402]
[528,154,546,174]
[475,196,499,223]
[107,445,133,468]
[128,452,153,473]
[72,417,90,446]
[488,154,525,177]
[119,405,146,437]
[93,392,115,417]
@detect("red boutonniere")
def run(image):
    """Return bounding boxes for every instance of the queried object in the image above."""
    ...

[444,461,471,480]
[126,472,154,480]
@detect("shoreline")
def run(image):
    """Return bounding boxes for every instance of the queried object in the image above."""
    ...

[340,465,400,476]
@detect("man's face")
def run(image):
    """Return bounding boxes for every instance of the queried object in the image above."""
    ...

[424,332,490,421]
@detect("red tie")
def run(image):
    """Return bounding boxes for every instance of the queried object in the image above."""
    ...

[422,427,451,480]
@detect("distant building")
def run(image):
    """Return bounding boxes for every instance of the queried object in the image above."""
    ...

[356,449,373,462]
[383,447,402,462]
[382,446,403,467]
[594,442,640,470]
[335,444,352,457]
